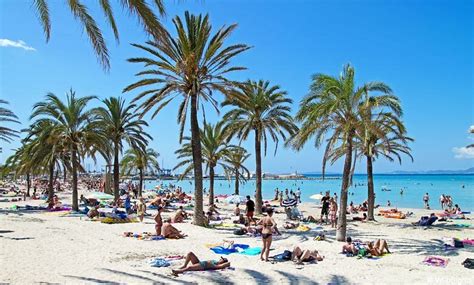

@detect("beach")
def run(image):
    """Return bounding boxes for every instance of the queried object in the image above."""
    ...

[1,187,472,284]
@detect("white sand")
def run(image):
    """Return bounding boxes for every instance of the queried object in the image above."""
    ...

[0,188,473,284]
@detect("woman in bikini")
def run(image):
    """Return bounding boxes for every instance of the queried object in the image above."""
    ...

[291,246,324,264]
[258,208,277,262]
[367,239,391,256]
[329,198,338,228]
[171,252,230,275]
[154,206,164,236]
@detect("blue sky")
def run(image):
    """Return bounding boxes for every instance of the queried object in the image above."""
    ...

[0,0,473,174]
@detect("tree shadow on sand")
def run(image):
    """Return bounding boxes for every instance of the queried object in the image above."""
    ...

[328,274,351,285]
[274,269,319,285]
[63,275,121,284]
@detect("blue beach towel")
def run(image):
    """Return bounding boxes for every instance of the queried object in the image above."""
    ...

[240,247,262,256]
[210,244,250,255]
[149,258,170,267]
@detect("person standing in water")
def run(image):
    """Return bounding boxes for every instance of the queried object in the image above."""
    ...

[423,193,430,209]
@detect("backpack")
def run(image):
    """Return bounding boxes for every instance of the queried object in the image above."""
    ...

[282,250,292,260]
[462,258,474,269]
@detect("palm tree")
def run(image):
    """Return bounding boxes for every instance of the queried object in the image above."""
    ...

[93,97,151,200]
[329,92,413,220]
[121,147,160,197]
[223,80,298,214]
[223,148,250,195]
[289,64,394,241]
[124,12,250,226]
[33,0,166,70]
[175,121,239,204]
[0,99,20,142]
[31,90,105,211]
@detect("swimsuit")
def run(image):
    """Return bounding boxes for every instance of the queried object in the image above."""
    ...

[200,260,218,269]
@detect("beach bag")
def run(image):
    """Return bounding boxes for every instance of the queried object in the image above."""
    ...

[357,248,368,257]
[282,250,292,260]
[234,228,245,235]
[454,239,464,248]
[462,258,474,269]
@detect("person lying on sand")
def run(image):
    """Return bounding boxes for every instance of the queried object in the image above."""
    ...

[162,218,186,239]
[291,246,324,264]
[171,252,229,276]
[353,213,367,221]
[172,206,187,223]
[283,221,299,229]
[367,239,391,256]
[412,213,438,226]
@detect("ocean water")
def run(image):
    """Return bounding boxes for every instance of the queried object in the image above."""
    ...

[143,174,474,211]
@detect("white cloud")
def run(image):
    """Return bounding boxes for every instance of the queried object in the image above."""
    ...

[452,146,474,159]
[0,39,36,51]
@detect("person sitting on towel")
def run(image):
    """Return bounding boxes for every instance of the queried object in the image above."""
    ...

[172,206,187,223]
[162,218,186,239]
[171,252,229,275]
[367,239,391,256]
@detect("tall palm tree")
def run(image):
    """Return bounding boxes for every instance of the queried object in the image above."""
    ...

[175,121,239,204]
[93,97,151,200]
[223,80,298,214]
[289,64,394,241]
[328,93,413,220]
[31,90,105,211]
[124,12,250,226]
[223,147,250,195]
[121,147,160,197]
[0,99,20,142]
[33,0,166,70]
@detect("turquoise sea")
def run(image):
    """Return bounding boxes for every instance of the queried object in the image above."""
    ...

[144,174,474,211]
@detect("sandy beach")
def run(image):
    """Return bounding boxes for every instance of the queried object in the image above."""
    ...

[1,186,472,285]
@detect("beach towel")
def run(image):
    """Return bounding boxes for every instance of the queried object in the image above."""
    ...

[455,223,470,228]
[239,247,262,256]
[210,244,250,255]
[296,225,311,232]
[462,239,474,246]
[422,256,449,268]
[149,258,170,267]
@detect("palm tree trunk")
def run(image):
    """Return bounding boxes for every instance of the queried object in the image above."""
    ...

[336,132,354,241]
[367,155,375,220]
[113,141,120,201]
[254,128,263,214]
[209,166,215,205]
[234,168,239,195]
[63,166,67,183]
[139,168,143,197]
[48,161,54,203]
[190,95,205,226]
[26,173,31,197]
[71,149,79,211]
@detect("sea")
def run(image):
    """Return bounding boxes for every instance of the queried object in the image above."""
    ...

[143,174,474,211]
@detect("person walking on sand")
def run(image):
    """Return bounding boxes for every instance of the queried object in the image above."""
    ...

[258,208,277,262]
[423,193,430,209]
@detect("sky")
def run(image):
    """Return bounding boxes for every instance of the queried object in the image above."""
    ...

[0,0,473,174]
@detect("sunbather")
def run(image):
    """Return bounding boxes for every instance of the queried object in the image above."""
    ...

[291,246,324,264]
[342,237,358,255]
[162,218,186,239]
[172,206,187,223]
[353,213,367,221]
[154,206,164,236]
[137,197,146,222]
[171,252,230,275]
[367,239,391,256]
[412,213,438,226]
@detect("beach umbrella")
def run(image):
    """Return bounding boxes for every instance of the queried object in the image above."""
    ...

[85,191,114,200]
[281,199,297,207]
[309,194,323,200]
[225,195,245,204]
